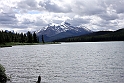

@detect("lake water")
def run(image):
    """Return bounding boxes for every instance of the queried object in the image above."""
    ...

[0,42,124,83]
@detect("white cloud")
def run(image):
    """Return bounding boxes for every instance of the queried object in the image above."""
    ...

[38,0,72,12]
[0,0,124,32]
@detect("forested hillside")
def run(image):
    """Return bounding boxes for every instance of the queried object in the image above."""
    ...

[54,28,124,42]
[0,30,39,44]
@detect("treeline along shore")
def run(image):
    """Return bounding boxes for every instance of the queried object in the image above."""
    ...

[54,28,124,42]
[0,30,39,47]
[1,28,124,47]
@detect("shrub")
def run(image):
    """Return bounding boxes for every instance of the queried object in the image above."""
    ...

[0,64,7,83]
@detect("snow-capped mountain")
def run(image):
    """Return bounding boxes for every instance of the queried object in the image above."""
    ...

[36,22,92,42]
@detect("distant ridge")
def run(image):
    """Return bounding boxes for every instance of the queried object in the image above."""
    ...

[54,28,124,42]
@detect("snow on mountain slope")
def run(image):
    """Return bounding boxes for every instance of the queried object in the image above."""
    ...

[36,22,92,42]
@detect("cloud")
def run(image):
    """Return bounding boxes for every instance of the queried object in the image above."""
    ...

[0,13,17,24]
[71,0,106,15]
[38,0,72,13]
[66,15,90,26]
[99,12,119,21]
[104,0,124,14]
[0,0,124,32]
[17,0,38,13]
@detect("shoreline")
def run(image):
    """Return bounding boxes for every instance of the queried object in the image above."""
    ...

[0,42,61,48]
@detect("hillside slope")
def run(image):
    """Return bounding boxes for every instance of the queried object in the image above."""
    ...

[54,28,124,42]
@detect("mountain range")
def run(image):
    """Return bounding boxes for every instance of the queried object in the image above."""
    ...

[36,22,92,42]
[54,28,124,42]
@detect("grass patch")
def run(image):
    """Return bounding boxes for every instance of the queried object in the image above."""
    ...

[0,42,39,47]
[0,42,61,48]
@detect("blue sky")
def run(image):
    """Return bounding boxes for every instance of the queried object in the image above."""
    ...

[0,0,124,32]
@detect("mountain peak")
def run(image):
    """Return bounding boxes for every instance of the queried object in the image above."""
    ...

[61,21,71,26]
[36,21,92,42]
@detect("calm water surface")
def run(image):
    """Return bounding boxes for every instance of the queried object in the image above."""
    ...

[0,42,124,83]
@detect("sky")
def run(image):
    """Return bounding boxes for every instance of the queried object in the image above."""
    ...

[0,0,124,33]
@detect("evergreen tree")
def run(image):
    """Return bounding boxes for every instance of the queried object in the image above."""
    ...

[0,31,4,44]
[23,34,27,42]
[33,32,38,43]
[20,33,24,43]
[27,31,32,43]
[42,35,45,43]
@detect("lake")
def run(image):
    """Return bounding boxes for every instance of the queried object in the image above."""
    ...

[0,42,124,83]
